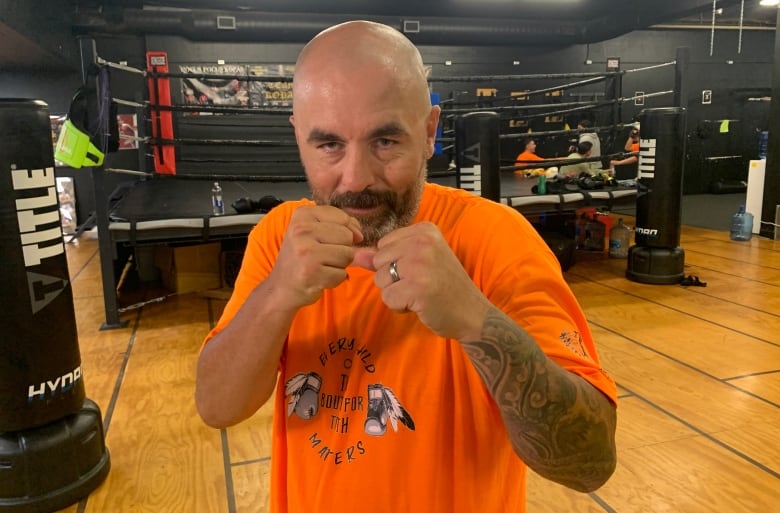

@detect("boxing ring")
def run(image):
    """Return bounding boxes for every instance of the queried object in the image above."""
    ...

[107,174,638,245]
[66,39,688,328]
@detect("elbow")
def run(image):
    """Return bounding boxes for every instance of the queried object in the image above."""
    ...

[573,450,617,493]
[573,420,618,492]
[195,389,235,429]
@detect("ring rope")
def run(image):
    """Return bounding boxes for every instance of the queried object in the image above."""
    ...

[499,123,636,140]
[147,70,294,82]
[148,103,292,115]
[623,61,676,74]
[472,90,672,121]
[148,136,298,147]
[179,158,302,164]
[443,100,599,115]
[429,71,619,82]
[105,167,155,177]
[148,173,309,182]
[97,56,146,76]
[619,90,674,103]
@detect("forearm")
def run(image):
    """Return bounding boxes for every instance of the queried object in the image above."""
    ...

[195,279,296,428]
[611,155,637,166]
[460,307,617,492]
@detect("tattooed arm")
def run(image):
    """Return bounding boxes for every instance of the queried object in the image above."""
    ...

[460,307,617,492]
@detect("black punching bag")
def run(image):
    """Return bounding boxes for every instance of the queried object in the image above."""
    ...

[0,99,109,512]
[455,111,501,202]
[627,107,687,284]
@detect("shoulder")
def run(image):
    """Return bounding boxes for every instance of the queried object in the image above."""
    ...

[419,183,537,238]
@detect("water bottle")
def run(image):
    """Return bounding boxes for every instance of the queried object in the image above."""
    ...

[537,174,547,195]
[609,218,632,258]
[729,205,753,241]
[211,181,225,215]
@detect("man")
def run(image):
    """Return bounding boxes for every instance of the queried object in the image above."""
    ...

[578,119,602,174]
[514,138,557,177]
[577,119,601,158]
[611,125,640,165]
[196,20,616,513]
[563,140,595,176]
[569,119,601,174]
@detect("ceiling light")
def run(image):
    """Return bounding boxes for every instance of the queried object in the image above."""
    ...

[759,0,778,6]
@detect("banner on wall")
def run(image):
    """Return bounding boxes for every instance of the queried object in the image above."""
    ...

[117,114,138,150]
[179,63,295,113]
[248,64,295,107]
[180,64,249,115]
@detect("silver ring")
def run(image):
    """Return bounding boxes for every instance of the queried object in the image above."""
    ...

[388,260,400,283]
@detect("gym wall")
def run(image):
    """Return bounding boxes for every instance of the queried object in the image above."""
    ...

[6,24,774,211]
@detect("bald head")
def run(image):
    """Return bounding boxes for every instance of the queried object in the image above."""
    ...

[293,21,431,115]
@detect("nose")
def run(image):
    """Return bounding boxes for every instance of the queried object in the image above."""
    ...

[338,146,378,192]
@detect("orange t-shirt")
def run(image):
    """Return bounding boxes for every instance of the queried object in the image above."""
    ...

[515,150,544,166]
[205,183,616,513]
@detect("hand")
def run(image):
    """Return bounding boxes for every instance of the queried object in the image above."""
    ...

[268,205,363,310]
[352,222,492,341]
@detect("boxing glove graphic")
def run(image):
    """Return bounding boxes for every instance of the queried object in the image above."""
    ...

[364,383,415,437]
[285,372,322,420]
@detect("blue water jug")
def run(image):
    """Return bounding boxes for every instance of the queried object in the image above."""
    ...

[729,205,753,241]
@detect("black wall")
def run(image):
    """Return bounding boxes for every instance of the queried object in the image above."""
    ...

[4,25,775,225]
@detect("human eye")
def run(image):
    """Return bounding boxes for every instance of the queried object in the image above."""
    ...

[374,137,398,150]
[317,140,343,153]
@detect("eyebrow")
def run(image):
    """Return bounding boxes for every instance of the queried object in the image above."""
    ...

[367,121,407,140]
[306,128,342,145]
[305,121,408,145]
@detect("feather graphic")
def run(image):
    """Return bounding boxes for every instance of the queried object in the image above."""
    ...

[285,373,309,418]
[382,387,415,432]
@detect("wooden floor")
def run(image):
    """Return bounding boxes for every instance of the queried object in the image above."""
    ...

[54,216,779,513]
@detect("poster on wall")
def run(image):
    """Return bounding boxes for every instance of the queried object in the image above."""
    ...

[178,63,296,113]
[56,177,77,235]
[247,64,295,107]
[179,64,250,115]
[117,113,139,150]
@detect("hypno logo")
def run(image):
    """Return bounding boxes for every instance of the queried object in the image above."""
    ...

[635,227,659,237]
[11,164,69,313]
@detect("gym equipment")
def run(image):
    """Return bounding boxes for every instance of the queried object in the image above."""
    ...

[627,107,687,284]
[0,98,110,512]
[454,111,501,202]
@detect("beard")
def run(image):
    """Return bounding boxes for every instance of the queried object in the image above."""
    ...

[311,161,426,247]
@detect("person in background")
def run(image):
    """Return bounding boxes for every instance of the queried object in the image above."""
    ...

[562,140,595,176]
[610,125,640,168]
[515,137,544,163]
[515,138,556,176]
[576,119,602,174]
[195,20,617,513]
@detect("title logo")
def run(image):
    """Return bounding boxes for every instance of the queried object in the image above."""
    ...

[11,164,68,313]
[638,137,657,180]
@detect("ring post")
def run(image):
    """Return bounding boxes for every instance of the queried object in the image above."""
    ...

[627,107,687,284]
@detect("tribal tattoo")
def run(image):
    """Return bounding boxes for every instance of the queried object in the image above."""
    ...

[461,307,616,492]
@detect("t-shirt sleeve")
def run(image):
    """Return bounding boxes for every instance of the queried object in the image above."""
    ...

[465,204,617,405]
[200,202,297,347]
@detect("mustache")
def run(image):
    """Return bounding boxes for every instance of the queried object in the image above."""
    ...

[329,190,396,210]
